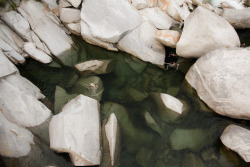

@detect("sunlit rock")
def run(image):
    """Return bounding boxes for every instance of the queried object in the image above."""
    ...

[80,20,118,51]
[49,95,101,166]
[0,38,25,64]
[118,21,165,66]
[0,75,51,127]
[81,0,143,43]
[59,0,72,8]
[176,7,240,58]
[155,30,180,48]
[60,8,80,24]
[30,31,51,55]
[104,113,119,166]
[144,112,163,136]
[139,7,176,30]
[0,50,19,78]
[0,111,34,158]
[75,59,115,76]
[222,8,250,29]
[182,153,206,167]
[54,86,78,114]
[71,76,104,101]
[23,42,52,64]
[102,102,154,153]
[221,124,250,162]
[145,0,158,7]
[129,0,148,9]
[42,0,58,10]
[210,0,246,9]
[201,3,223,15]
[67,22,81,35]
[158,0,190,21]
[136,147,154,167]
[151,93,186,122]
[185,47,250,119]
[67,0,81,8]
[18,0,78,66]
[170,128,210,151]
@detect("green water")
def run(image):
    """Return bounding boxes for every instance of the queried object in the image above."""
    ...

[5,36,249,167]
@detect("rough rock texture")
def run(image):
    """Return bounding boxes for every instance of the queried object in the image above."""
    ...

[80,20,118,51]
[222,8,250,29]
[0,111,34,158]
[139,7,176,30]
[158,0,190,21]
[221,124,250,162]
[49,95,101,166]
[18,0,77,66]
[155,30,180,48]
[60,8,81,24]
[0,50,19,78]
[211,0,246,9]
[81,0,143,43]
[23,42,52,64]
[118,21,165,66]
[176,6,240,58]
[185,47,250,119]
[0,74,51,127]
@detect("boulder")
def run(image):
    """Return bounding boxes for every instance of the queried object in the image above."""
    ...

[222,8,250,29]
[0,74,51,127]
[145,0,158,7]
[176,7,240,58]
[201,3,223,15]
[18,0,78,66]
[151,93,186,122]
[81,0,143,43]
[23,42,52,64]
[60,8,80,24]
[0,50,19,78]
[42,0,58,10]
[185,47,250,119]
[170,128,210,151]
[0,111,34,158]
[155,30,180,48]
[67,0,81,8]
[49,95,101,166]
[129,0,148,9]
[75,59,115,75]
[118,21,165,66]
[80,20,118,51]
[221,124,250,162]
[139,7,176,30]
[210,0,246,9]
[67,22,81,35]
[158,0,190,21]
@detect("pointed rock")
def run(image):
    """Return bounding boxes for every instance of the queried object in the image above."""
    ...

[155,30,180,48]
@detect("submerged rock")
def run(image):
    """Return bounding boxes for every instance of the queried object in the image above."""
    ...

[118,21,165,66]
[144,112,163,136]
[81,0,143,43]
[222,8,250,29]
[0,111,34,158]
[185,47,250,119]
[219,145,241,167]
[0,50,19,78]
[182,153,206,167]
[49,95,101,166]
[135,147,154,167]
[221,124,250,162]
[176,6,240,58]
[155,30,180,48]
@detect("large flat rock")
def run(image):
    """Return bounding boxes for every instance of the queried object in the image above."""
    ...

[0,50,19,78]
[185,47,250,119]
[176,6,240,58]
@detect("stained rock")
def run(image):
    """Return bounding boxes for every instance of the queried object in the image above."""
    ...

[222,8,250,29]
[155,30,180,48]
[185,47,250,119]
[139,7,176,30]
[81,0,143,43]
[176,6,240,58]
[221,124,250,162]
[49,95,101,166]
[0,50,19,78]
[118,21,165,66]
[60,8,80,24]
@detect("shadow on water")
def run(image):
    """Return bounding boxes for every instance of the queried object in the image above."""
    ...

[3,35,250,167]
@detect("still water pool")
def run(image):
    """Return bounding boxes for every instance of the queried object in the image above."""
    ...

[8,36,250,167]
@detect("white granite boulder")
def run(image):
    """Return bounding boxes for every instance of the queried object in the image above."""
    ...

[176,6,240,58]
[23,42,52,64]
[210,0,246,9]
[221,124,250,162]
[0,50,19,78]
[49,95,101,166]
[81,0,143,43]
[222,8,250,29]
[185,47,250,119]
[60,8,81,24]
[67,0,82,8]
[118,21,165,66]
[129,0,148,9]
[0,111,34,158]
[139,7,176,30]
[155,30,180,48]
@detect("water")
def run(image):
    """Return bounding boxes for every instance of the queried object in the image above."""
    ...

[2,36,250,167]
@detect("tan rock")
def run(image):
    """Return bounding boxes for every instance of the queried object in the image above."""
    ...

[155,30,180,48]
